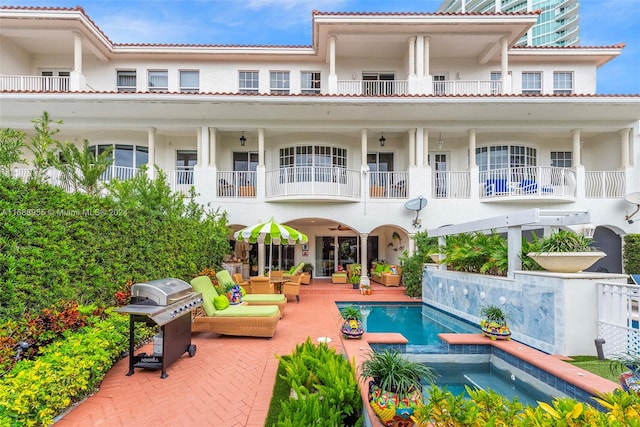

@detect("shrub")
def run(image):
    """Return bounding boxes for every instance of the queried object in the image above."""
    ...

[399,231,438,297]
[624,234,640,274]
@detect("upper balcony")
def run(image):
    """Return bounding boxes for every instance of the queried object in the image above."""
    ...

[0,75,70,92]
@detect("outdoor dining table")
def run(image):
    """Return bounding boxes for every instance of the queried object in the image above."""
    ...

[269,277,287,293]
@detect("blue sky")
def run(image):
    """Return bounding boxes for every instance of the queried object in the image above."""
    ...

[2,0,639,94]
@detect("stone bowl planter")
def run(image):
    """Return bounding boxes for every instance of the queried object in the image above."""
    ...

[429,253,443,263]
[527,251,606,273]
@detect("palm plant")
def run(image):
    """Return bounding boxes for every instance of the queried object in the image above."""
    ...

[536,229,596,252]
[52,140,113,195]
[480,305,510,327]
[340,305,362,321]
[359,348,435,395]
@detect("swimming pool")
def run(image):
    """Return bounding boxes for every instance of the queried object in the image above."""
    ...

[337,302,479,352]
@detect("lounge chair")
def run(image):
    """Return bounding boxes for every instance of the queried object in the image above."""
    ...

[190,276,280,338]
[283,262,305,279]
[216,271,286,316]
[281,274,302,303]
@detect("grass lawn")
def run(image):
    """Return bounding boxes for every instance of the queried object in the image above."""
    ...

[567,356,621,383]
[265,358,290,426]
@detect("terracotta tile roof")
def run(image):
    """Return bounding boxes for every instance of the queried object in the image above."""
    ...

[311,10,542,17]
[513,44,626,50]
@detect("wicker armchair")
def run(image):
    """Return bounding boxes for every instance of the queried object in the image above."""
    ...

[250,276,274,294]
[233,273,250,293]
[281,275,302,303]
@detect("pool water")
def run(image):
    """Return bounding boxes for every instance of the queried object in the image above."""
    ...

[425,361,557,407]
[338,302,479,352]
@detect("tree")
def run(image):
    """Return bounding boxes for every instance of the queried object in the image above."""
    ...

[0,128,26,176]
[51,139,113,195]
[27,111,61,184]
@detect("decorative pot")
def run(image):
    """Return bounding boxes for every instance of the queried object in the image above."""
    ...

[341,319,364,339]
[619,370,640,395]
[368,381,423,427]
[527,251,606,273]
[480,320,511,340]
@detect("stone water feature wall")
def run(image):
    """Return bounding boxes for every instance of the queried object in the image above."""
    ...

[422,264,627,355]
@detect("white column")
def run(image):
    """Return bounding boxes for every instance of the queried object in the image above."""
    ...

[572,129,582,166]
[468,129,477,168]
[328,35,337,94]
[423,128,429,167]
[360,233,369,276]
[201,126,210,168]
[424,36,430,77]
[258,129,265,166]
[500,37,510,95]
[408,36,416,76]
[507,226,522,279]
[416,36,425,77]
[209,128,217,167]
[147,127,156,180]
[360,129,368,169]
[415,128,423,168]
[70,32,84,91]
[409,128,416,167]
[620,128,631,167]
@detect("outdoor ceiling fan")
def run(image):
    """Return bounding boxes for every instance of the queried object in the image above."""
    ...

[329,224,351,231]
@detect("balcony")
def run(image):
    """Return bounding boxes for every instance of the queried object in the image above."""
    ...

[367,171,408,199]
[336,80,408,96]
[0,75,70,92]
[433,80,499,96]
[266,166,360,200]
[217,171,257,198]
[479,167,576,200]
[432,171,471,199]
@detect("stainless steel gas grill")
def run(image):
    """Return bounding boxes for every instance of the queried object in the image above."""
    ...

[115,278,203,379]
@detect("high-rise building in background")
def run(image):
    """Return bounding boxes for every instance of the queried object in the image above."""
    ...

[438,0,580,46]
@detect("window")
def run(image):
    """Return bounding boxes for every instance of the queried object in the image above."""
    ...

[239,71,259,94]
[476,144,537,181]
[89,144,147,180]
[279,145,346,183]
[301,71,321,94]
[117,70,136,93]
[363,72,395,95]
[180,70,199,93]
[433,74,446,95]
[270,71,290,94]
[550,151,572,167]
[522,72,542,94]
[553,72,573,95]
[148,70,168,92]
[490,72,501,95]
[233,152,258,187]
[367,152,394,187]
[176,150,197,184]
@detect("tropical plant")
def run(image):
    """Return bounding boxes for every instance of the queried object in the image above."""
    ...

[0,128,26,176]
[51,139,113,195]
[359,348,435,395]
[536,229,597,253]
[623,234,640,276]
[26,111,61,184]
[302,263,314,274]
[341,305,362,321]
[609,351,640,376]
[399,231,438,297]
[480,305,510,327]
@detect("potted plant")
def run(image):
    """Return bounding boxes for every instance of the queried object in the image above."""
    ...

[359,348,436,427]
[609,351,640,395]
[350,272,361,290]
[480,304,511,340]
[527,229,606,273]
[340,305,364,339]
[300,262,313,284]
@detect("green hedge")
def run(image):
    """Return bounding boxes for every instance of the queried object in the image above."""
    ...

[624,234,640,275]
[0,175,230,322]
[0,309,155,427]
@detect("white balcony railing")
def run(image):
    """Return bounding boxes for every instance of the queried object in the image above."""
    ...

[166,169,194,194]
[479,166,576,199]
[432,171,471,199]
[337,80,408,96]
[266,166,360,198]
[598,282,640,357]
[433,80,499,95]
[585,171,626,199]
[0,75,70,92]
[368,171,408,199]
[217,171,257,198]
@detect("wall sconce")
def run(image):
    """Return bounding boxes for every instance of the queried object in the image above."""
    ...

[379,132,386,147]
[239,131,246,146]
[582,223,596,239]
[437,132,444,149]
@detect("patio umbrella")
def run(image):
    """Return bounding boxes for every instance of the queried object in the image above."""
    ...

[233,218,308,275]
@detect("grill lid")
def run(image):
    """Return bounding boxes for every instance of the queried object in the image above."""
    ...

[131,278,193,306]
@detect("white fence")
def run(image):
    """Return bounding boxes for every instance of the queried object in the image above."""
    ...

[433,80,499,95]
[0,75,70,92]
[337,80,408,96]
[217,171,257,197]
[266,166,360,198]
[367,171,408,199]
[431,171,470,199]
[585,171,626,198]
[479,166,576,198]
[598,282,640,357]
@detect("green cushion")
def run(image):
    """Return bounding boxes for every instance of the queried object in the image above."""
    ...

[212,305,280,317]
[215,269,234,287]
[287,266,295,274]
[240,286,247,296]
[214,295,230,310]
[383,265,391,272]
[375,264,384,272]
[191,276,219,316]
[243,294,286,303]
